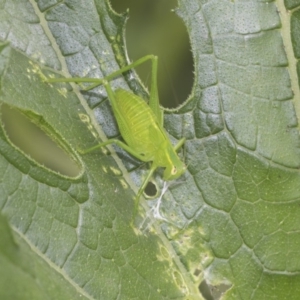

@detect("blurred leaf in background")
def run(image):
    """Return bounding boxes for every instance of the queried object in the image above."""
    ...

[110,0,194,108]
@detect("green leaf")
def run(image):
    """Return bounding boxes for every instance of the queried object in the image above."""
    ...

[1,0,300,299]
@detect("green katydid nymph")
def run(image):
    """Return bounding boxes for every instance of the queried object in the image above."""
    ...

[46,55,186,215]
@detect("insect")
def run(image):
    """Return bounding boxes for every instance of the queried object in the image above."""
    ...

[46,55,186,216]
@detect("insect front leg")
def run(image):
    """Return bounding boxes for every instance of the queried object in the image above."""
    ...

[133,163,158,217]
[46,55,158,91]
[86,55,159,92]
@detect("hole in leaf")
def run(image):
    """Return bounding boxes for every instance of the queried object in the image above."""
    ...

[193,268,201,277]
[199,280,232,300]
[110,0,194,108]
[144,181,157,198]
[1,104,81,177]
[199,280,214,300]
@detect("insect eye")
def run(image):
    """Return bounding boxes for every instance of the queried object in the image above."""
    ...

[171,166,177,175]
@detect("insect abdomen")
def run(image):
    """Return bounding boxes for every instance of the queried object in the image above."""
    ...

[113,89,165,158]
